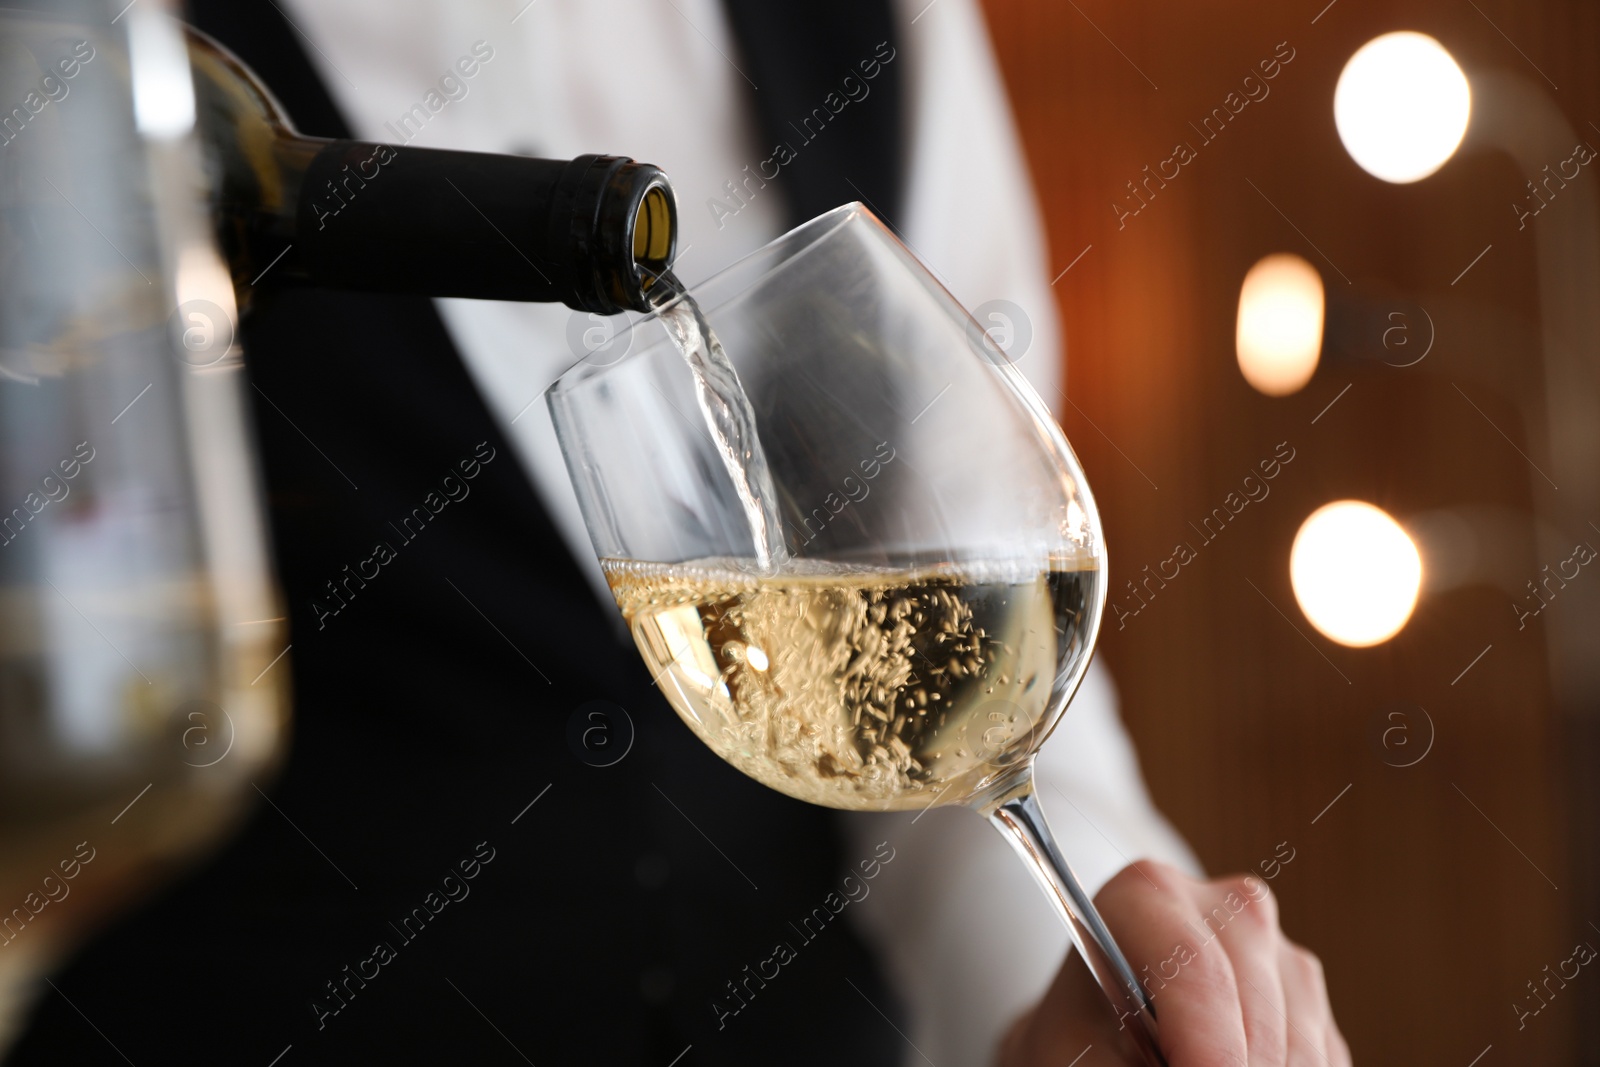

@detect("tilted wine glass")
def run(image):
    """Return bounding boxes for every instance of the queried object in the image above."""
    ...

[548,204,1166,1066]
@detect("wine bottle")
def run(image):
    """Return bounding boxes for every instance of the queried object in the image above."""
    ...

[185,27,676,315]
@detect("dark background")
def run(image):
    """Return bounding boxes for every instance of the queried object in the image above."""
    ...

[981,0,1598,1062]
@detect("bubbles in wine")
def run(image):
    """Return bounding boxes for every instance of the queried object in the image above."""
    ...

[605,556,1097,811]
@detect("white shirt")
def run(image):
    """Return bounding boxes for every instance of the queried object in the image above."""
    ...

[279,1,1199,1061]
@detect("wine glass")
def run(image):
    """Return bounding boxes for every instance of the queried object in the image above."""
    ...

[548,204,1165,1065]
[0,1,287,1045]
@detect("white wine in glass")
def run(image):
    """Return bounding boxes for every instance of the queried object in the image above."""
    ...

[605,556,1096,810]
[551,205,1167,1066]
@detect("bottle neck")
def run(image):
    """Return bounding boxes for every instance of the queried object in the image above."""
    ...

[279,143,675,313]
[188,29,676,315]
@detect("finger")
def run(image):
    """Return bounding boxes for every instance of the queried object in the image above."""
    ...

[1204,876,1289,1065]
[1276,941,1350,1067]
[1327,1025,1353,1067]
[998,946,1124,1066]
[1092,860,1249,1066]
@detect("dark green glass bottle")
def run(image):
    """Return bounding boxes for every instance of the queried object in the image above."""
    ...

[186,27,676,314]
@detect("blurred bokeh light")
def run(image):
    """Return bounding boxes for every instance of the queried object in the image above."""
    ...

[1235,253,1324,396]
[1291,500,1423,647]
[1334,31,1471,184]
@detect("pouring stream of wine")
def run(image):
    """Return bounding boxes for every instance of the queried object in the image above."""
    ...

[651,270,786,570]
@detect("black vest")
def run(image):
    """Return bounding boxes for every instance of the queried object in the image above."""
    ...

[10,3,908,1064]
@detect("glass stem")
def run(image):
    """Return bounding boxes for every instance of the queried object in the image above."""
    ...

[984,783,1167,1067]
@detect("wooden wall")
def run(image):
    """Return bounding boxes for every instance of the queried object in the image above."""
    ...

[978,0,1598,1061]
